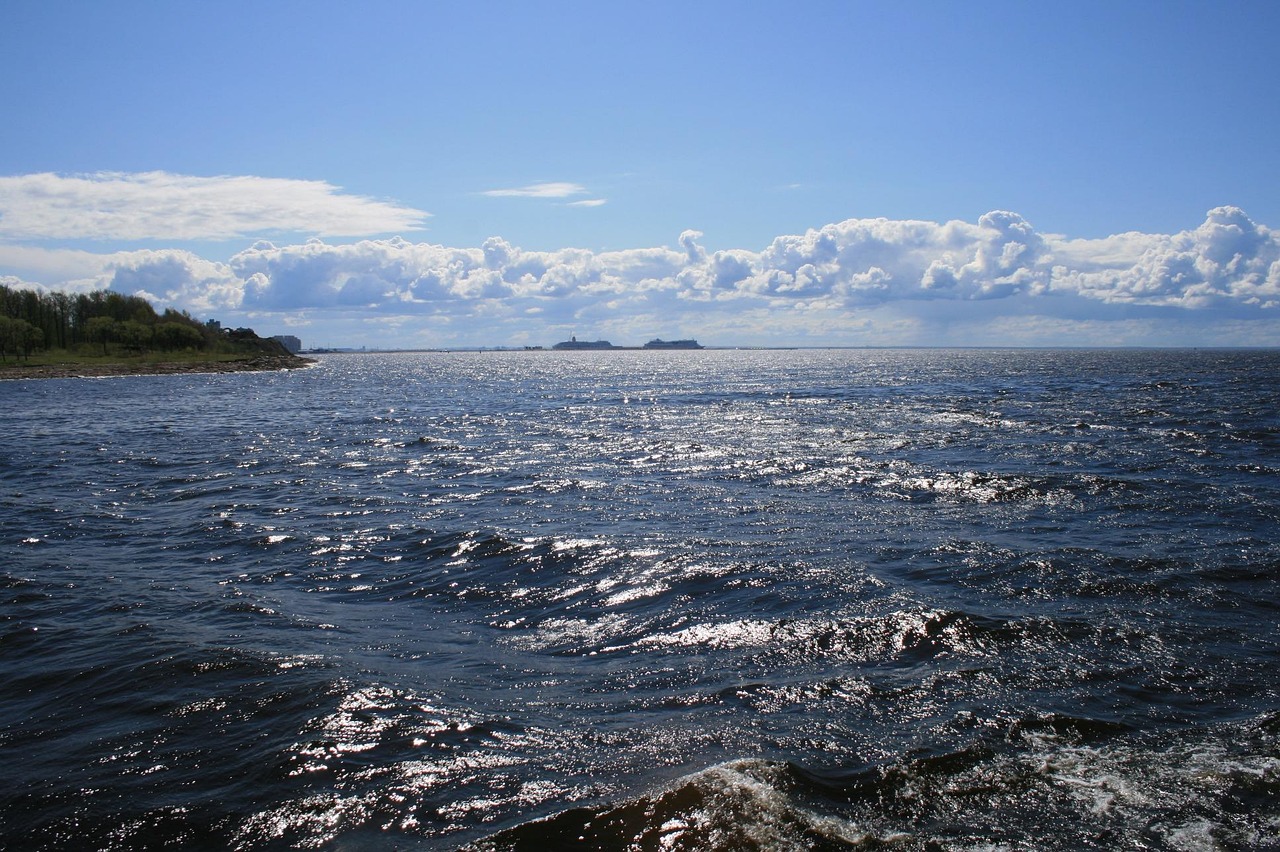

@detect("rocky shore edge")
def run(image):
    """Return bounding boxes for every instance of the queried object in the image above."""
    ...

[0,353,316,381]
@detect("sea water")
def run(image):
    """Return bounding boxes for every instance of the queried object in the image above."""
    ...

[1,348,1277,850]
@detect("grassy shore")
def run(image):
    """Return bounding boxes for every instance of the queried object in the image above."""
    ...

[0,349,315,381]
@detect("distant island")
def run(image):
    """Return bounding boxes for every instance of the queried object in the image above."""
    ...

[0,283,313,380]
[552,336,704,350]
[642,338,703,349]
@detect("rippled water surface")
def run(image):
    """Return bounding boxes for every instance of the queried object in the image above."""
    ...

[2,349,1278,850]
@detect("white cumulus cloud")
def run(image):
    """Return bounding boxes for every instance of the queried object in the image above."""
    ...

[5,207,1279,347]
[1050,206,1280,308]
[0,171,429,241]
[106,250,245,314]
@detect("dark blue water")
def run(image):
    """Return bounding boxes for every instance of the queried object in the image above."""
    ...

[2,349,1278,850]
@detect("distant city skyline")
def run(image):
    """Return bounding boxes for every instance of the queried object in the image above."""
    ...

[2,1,1278,348]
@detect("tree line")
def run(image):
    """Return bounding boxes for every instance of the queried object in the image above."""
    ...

[0,283,252,362]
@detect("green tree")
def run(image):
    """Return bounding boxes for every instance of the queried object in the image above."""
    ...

[85,316,118,355]
[0,316,42,361]
[0,316,13,362]
[116,319,152,352]
[155,321,205,351]
[20,321,43,357]
[48,291,72,349]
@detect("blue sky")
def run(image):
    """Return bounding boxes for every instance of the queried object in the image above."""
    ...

[2,1,1279,348]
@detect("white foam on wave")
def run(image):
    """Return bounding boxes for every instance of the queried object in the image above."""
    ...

[1023,725,1280,850]
[659,761,871,851]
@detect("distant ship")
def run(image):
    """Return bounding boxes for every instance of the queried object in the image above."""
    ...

[552,336,616,350]
[643,338,704,349]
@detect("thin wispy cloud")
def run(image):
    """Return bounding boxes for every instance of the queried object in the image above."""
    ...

[0,172,430,241]
[568,198,607,208]
[482,182,588,199]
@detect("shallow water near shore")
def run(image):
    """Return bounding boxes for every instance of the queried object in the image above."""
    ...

[2,348,1278,850]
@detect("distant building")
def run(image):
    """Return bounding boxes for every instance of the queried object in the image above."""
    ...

[272,335,303,353]
[552,335,616,350]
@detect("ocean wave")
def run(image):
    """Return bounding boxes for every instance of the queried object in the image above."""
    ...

[463,759,874,852]
[467,710,1280,851]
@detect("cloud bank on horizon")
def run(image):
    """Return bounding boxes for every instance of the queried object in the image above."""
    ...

[1,171,1278,348]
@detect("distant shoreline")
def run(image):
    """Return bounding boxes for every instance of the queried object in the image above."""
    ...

[296,345,1273,354]
[0,353,315,381]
